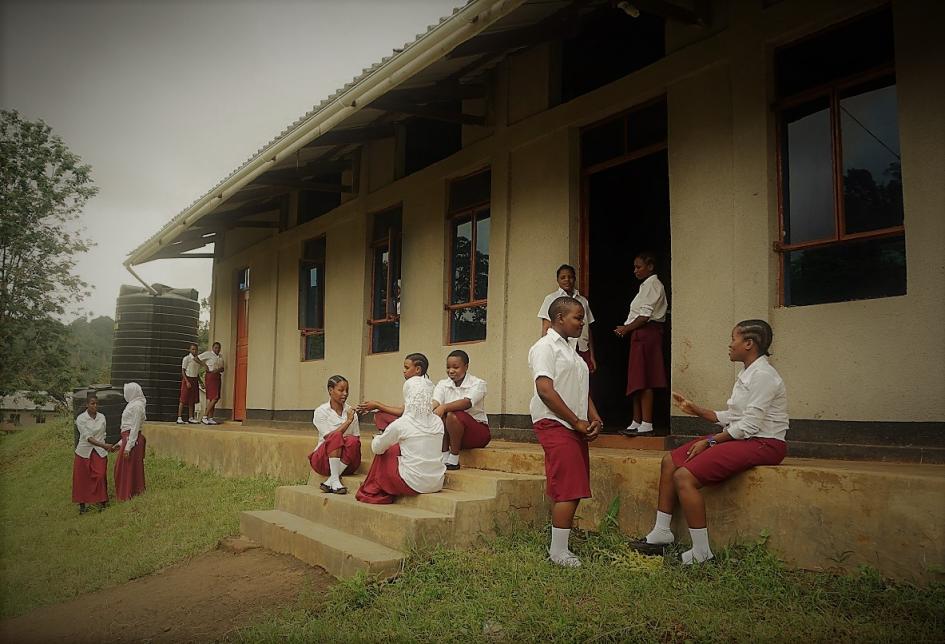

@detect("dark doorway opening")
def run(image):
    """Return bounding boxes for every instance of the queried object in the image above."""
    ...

[584,148,671,433]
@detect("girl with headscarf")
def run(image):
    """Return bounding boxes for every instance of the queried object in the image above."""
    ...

[114,382,148,501]
[356,353,446,504]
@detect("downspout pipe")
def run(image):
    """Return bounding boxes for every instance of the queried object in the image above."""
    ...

[124,262,159,295]
[125,0,524,267]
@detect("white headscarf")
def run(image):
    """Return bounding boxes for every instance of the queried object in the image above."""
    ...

[123,382,147,420]
[401,375,441,434]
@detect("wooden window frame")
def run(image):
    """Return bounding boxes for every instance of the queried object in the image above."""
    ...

[774,63,903,304]
[367,207,402,354]
[446,169,491,345]
[299,238,326,362]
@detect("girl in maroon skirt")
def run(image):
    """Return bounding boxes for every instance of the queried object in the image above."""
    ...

[73,396,119,514]
[528,297,602,568]
[115,382,148,501]
[356,354,445,505]
[632,320,788,564]
[614,251,668,436]
[432,349,491,471]
[310,375,362,494]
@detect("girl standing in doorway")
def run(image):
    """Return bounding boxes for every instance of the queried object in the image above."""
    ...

[614,251,667,435]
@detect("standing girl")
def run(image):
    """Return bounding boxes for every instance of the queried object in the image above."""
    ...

[310,375,362,495]
[114,382,148,501]
[632,320,788,563]
[614,251,668,435]
[73,395,118,514]
[529,297,602,567]
[538,264,597,372]
[200,341,225,425]
[432,349,490,471]
[356,353,446,504]
[177,343,206,425]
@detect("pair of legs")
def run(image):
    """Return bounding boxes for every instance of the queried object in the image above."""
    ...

[657,452,705,528]
[440,411,491,470]
[631,388,655,425]
[441,412,465,455]
[355,444,419,505]
[310,433,361,494]
[177,402,196,421]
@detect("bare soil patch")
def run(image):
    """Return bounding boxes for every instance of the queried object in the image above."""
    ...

[0,541,330,643]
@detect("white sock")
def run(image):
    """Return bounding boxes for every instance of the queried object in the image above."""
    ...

[638,421,654,433]
[682,527,714,564]
[549,527,570,557]
[445,452,459,466]
[441,451,450,463]
[644,510,674,544]
[626,420,640,430]
[177,417,183,422]
[328,457,345,488]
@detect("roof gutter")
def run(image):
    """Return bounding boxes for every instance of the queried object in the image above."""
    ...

[125,0,524,268]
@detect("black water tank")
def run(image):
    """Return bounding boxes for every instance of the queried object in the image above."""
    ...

[72,385,127,447]
[110,284,199,422]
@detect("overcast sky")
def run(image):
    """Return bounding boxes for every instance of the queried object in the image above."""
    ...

[1,0,458,320]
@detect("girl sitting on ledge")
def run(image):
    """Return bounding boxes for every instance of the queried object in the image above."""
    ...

[632,319,789,564]
[356,353,445,504]
[310,375,361,495]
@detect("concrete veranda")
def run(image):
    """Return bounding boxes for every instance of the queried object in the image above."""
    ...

[143,421,945,583]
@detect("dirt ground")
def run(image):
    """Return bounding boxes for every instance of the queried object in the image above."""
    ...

[0,539,331,643]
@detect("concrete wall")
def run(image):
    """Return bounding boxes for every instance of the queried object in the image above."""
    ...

[208,0,944,426]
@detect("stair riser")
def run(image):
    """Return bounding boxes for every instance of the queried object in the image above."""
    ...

[240,512,402,579]
[276,487,453,549]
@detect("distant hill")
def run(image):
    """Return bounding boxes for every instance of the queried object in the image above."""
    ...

[69,316,114,386]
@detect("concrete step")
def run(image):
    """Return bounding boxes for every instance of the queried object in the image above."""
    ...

[443,467,546,495]
[275,484,454,549]
[239,509,404,579]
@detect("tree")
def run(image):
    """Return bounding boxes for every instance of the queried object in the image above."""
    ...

[0,110,97,402]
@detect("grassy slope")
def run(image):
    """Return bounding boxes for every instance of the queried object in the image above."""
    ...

[0,420,282,619]
[237,524,945,642]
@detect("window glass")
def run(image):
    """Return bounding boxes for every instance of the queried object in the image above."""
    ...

[474,212,490,301]
[451,218,473,305]
[782,98,835,244]
[450,306,487,343]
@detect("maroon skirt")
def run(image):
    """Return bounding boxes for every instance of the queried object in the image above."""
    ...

[533,418,591,503]
[373,411,400,431]
[179,376,199,404]
[626,322,667,396]
[450,411,491,449]
[205,371,221,400]
[114,430,147,501]
[577,349,593,371]
[355,444,418,505]
[309,432,362,476]
[671,435,787,485]
[72,452,108,504]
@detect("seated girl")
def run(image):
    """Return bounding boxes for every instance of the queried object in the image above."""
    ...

[355,353,445,504]
[309,375,361,495]
[632,319,788,564]
[432,349,490,471]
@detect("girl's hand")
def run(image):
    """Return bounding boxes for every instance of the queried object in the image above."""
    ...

[356,401,376,413]
[672,391,697,416]
[614,325,629,338]
[432,405,447,418]
[123,451,130,460]
[585,420,602,442]
[573,419,591,435]
[685,439,710,461]
[346,408,356,421]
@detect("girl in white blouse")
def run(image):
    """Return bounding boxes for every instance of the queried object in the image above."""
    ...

[633,320,788,564]
[310,375,361,495]
[356,354,446,504]
[73,396,119,513]
[114,382,148,501]
[614,251,668,435]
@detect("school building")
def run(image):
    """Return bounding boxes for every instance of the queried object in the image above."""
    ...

[128,0,944,460]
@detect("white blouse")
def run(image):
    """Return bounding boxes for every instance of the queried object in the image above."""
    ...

[199,350,224,373]
[527,328,589,430]
[432,374,488,424]
[181,354,201,378]
[538,288,595,352]
[370,376,445,494]
[120,403,146,452]
[716,356,789,441]
[75,411,107,459]
[624,275,668,324]
[312,401,360,449]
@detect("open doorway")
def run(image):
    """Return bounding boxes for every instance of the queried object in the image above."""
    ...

[581,99,670,433]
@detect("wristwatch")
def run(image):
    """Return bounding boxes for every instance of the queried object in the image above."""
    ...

[707,437,718,447]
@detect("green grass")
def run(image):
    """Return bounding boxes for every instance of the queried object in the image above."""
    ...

[235,526,945,643]
[0,419,282,619]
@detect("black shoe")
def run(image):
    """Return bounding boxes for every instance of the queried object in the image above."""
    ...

[79,504,89,515]
[445,463,461,471]
[97,502,108,512]
[628,539,667,556]
[319,483,333,493]
[332,486,348,495]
